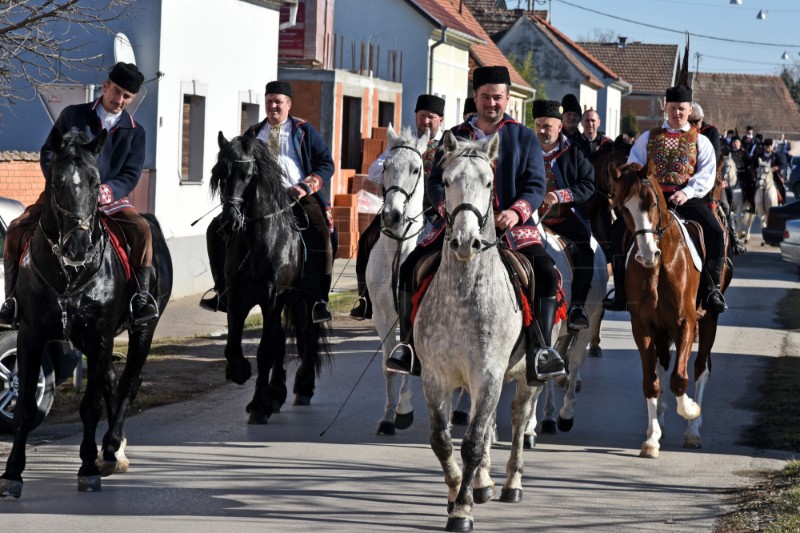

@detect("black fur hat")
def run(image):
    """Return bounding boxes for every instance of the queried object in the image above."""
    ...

[532,100,563,120]
[415,94,445,116]
[665,85,692,103]
[561,93,581,115]
[108,62,144,93]
[265,81,293,98]
[463,97,477,116]
[472,66,510,90]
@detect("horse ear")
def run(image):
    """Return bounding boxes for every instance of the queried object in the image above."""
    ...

[85,129,108,155]
[387,123,399,144]
[443,130,458,153]
[607,162,622,182]
[218,131,229,149]
[486,134,500,161]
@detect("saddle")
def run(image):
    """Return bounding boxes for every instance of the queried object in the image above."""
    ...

[101,215,133,282]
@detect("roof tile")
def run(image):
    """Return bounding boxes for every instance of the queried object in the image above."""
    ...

[578,42,677,94]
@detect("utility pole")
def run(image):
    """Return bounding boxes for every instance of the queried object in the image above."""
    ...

[694,52,701,77]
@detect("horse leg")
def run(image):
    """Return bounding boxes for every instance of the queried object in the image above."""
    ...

[247,310,283,424]
[587,308,604,358]
[0,332,47,498]
[450,377,503,531]
[472,410,496,504]
[292,301,323,406]
[77,346,112,492]
[540,378,557,435]
[224,305,251,385]
[558,329,593,432]
[671,320,701,424]
[632,326,662,458]
[500,380,536,503]
[377,316,414,434]
[684,314,716,449]
[451,387,470,426]
[523,387,542,449]
[422,379,461,520]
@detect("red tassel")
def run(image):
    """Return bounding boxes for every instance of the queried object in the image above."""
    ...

[555,286,568,324]
[520,292,533,327]
[411,275,434,324]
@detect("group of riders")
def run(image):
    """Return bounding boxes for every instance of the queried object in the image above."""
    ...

[0,59,745,388]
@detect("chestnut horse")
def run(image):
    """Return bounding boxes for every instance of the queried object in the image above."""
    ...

[609,163,731,458]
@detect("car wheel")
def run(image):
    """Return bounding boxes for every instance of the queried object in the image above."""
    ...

[0,331,56,433]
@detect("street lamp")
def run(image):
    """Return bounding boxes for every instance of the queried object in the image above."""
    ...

[756,9,767,20]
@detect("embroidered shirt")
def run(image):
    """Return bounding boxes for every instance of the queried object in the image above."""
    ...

[257,119,304,188]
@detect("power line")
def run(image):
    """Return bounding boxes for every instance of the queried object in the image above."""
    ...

[554,0,800,48]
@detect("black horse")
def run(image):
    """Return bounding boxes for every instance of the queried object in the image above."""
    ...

[210,131,329,424]
[0,130,173,498]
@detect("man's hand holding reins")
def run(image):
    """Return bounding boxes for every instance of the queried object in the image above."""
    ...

[495,209,520,230]
[668,190,688,206]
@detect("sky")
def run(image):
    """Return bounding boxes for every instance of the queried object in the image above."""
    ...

[508,0,800,75]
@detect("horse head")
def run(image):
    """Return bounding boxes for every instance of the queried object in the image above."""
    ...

[379,124,429,236]
[440,130,499,261]
[755,158,772,189]
[211,130,287,235]
[609,162,668,268]
[45,129,107,266]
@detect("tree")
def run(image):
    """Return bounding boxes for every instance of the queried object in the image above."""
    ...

[0,1,133,104]
[780,65,800,112]
[507,50,546,128]
[620,106,639,138]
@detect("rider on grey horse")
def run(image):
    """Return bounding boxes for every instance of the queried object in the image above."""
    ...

[386,66,566,385]
[200,80,335,323]
[350,94,446,321]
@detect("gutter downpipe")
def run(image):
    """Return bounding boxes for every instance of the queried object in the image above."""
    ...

[428,27,447,94]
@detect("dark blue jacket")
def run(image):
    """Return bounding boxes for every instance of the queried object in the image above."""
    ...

[40,99,146,202]
[427,114,547,249]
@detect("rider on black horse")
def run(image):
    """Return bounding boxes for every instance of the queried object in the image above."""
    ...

[385,66,566,385]
[200,80,336,323]
[0,62,158,328]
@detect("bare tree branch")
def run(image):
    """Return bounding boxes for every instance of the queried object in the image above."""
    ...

[0,0,134,103]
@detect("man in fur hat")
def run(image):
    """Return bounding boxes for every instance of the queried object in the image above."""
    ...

[561,93,583,143]
[533,100,596,330]
[386,66,566,386]
[200,80,336,323]
[1,61,158,327]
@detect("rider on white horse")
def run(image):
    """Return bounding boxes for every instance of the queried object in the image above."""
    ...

[532,100,596,330]
[350,94,445,321]
[386,66,566,385]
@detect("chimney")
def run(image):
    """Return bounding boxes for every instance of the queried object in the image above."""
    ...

[618,36,628,48]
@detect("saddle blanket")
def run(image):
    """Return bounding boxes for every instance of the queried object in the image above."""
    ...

[625,211,702,272]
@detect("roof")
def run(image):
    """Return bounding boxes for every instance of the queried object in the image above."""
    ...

[691,72,800,137]
[410,0,531,91]
[578,42,678,94]
[462,4,618,88]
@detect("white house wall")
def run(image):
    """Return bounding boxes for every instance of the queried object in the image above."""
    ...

[428,41,470,130]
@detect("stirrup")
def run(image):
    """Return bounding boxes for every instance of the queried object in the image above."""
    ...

[312,300,332,323]
[349,296,369,321]
[0,296,17,329]
[533,347,566,381]
[567,305,589,330]
[386,343,419,376]
[129,292,159,325]
[199,288,226,312]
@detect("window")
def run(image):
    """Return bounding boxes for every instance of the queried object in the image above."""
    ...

[180,81,208,184]
[241,103,259,134]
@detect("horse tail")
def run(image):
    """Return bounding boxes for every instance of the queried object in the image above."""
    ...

[284,299,332,376]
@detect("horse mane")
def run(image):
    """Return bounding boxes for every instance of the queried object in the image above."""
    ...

[209,134,291,210]
[610,162,647,209]
[48,131,100,180]
[388,125,420,149]
[439,137,494,169]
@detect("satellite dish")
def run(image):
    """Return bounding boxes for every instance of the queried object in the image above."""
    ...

[114,33,136,65]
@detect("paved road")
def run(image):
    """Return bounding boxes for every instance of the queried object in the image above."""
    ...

[1,236,797,532]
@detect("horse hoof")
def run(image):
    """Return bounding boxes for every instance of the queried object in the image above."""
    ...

[557,416,574,433]
[376,421,396,436]
[499,487,522,503]
[394,410,414,430]
[639,444,660,459]
[451,410,469,426]
[271,399,282,414]
[445,517,473,532]
[292,394,311,406]
[683,437,702,449]
[0,478,22,498]
[247,410,269,425]
[540,420,556,434]
[473,486,495,504]
[523,434,535,449]
[77,475,102,492]
[225,359,251,385]
[96,460,117,478]
[588,346,603,358]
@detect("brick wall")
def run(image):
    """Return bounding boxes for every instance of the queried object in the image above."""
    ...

[0,152,44,205]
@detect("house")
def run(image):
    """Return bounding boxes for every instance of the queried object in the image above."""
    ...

[464,5,629,137]
[579,40,679,132]
[690,72,800,141]
[0,0,293,298]
[333,0,533,133]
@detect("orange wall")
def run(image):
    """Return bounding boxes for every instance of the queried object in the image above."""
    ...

[0,158,44,206]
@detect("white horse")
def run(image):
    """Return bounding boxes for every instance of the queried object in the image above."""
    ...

[415,132,542,531]
[740,158,778,244]
[366,125,429,436]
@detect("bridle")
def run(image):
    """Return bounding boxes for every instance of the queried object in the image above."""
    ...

[43,184,100,268]
[220,157,299,230]
[380,143,427,242]
[443,152,502,252]
[629,178,674,243]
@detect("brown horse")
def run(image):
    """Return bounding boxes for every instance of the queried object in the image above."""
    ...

[608,162,731,458]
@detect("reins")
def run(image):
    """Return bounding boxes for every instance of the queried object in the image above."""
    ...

[629,178,675,243]
[380,143,427,242]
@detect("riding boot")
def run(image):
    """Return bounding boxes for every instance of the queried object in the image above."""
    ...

[0,259,19,329]
[602,252,627,312]
[312,273,333,323]
[705,258,728,313]
[349,280,373,321]
[727,213,747,256]
[525,296,566,385]
[385,289,421,376]
[131,266,159,325]
[199,223,227,312]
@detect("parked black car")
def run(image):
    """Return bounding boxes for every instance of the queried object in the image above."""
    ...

[763,199,800,247]
[789,156,800,199]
